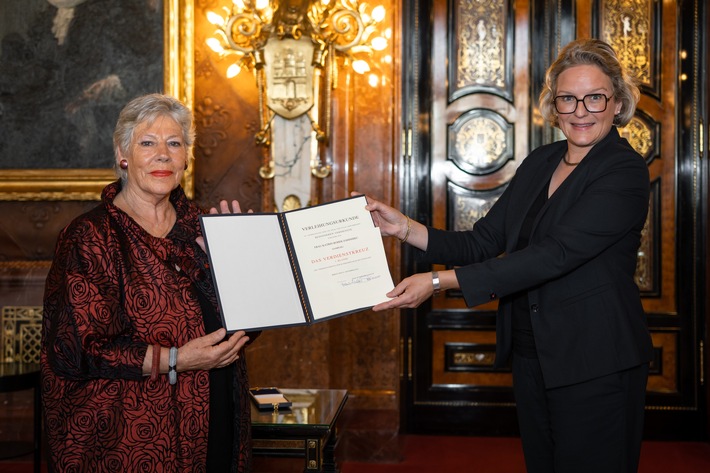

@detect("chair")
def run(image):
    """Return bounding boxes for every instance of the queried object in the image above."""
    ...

[0,306,42,473]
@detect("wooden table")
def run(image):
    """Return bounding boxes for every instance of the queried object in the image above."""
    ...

[251,388,348,473]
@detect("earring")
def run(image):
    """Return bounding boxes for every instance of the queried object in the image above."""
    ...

[119,160,128,169]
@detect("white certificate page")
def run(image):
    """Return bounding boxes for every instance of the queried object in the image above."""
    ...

[284,196,394,321]
[201,214,306,332]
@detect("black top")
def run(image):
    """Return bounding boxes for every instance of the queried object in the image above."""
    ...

[425,128,653,388]
[511,182,549,358]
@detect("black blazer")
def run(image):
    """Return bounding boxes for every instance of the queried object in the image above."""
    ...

[423,127,654,388]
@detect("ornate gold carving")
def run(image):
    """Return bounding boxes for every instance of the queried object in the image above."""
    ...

[453,116,507,172]
[453,351,495,367]
[259,162,276,179]
[0,170,116,201]
[601,0,652,86]
[282,194,303,211]
[455,0,507,89]
[194,96,231,157]
[1,306,43,364]
[619,116,654,158]
[433,330,512,388]
[635,202,653,292]
[0,0,195,201]
[0,261,51,270]
[452,190,503,232]
[635,213,652,291]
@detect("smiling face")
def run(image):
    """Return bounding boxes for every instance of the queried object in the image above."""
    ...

[555,64,622,158]
[118,114,187,202]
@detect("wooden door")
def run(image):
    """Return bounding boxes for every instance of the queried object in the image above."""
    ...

[400,0,708,439]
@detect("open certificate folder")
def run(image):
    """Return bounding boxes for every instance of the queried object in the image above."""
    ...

[200,195,395,332]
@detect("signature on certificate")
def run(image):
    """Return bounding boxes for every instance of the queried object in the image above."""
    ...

[341,273,381,286]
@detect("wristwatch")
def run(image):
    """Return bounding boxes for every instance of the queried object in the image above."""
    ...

[432,271,441,295]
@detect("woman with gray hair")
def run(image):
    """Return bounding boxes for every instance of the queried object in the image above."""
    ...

[42,93,255,472]
[362,38,652,472]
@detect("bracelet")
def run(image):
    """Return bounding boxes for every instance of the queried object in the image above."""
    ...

[399,216,412,243]
[432,271,441,295]
[168,347,178,385]
[150,344,161,382]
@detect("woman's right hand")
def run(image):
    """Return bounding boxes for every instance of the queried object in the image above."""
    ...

[176,328,249,372]
[209,199,250,215]
[352,192,408,238]
[197,199,253,252]
[353,192,427,250]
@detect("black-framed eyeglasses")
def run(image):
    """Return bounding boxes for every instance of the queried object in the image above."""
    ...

[553,94,609,114]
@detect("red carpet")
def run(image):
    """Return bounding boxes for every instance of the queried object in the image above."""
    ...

[342,435,525,473]
[341,435,710,473]
[2,436,709,472]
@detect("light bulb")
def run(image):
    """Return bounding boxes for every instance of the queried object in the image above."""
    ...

[368,73,379,87]
[206,11,224,26]
[227,63,242,78]
[352,60,370,74]
[371,37,387,51]
[372,6,386,23]
[206,37,224,54]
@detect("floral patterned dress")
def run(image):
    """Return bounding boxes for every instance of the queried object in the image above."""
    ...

[41,181,252,472]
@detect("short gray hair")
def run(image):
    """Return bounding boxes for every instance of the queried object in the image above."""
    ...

[539,38,640,128]
[113,94,195,182]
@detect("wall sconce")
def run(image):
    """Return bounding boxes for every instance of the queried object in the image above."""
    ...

[206,0,389,210]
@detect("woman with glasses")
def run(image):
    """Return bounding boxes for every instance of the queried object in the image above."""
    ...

[362,38,652,473]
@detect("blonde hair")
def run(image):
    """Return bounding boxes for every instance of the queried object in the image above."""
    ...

[539,38,640,128]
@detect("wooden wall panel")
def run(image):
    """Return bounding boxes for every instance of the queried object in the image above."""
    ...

[193,0,402,414]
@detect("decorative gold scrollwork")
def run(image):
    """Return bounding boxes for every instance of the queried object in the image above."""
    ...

[449,183,506,231]
[602,0,653,87]
[282,194,302,211]
[619,116,654,159]
[311,163,332,178]
[455,0,507,90]
[453,351,495,367]
[259,162,275,179]
[449,110,513,175]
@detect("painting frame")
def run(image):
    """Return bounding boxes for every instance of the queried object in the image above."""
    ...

[0,0,195,201]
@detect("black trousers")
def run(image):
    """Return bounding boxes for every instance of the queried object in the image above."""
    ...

[512,356,649,473]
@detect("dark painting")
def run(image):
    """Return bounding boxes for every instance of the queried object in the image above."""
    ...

[0,0,163,170]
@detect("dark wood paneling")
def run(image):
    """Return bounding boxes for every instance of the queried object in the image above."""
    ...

[402,0,708,439]
[193,1,402,417]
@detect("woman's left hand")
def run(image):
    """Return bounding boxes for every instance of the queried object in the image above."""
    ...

[372,272,436,311]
